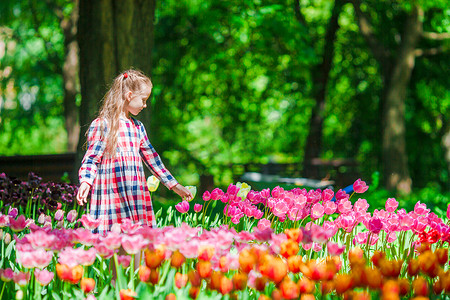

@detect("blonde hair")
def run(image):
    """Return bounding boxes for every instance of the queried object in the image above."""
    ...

[96,69,152,158]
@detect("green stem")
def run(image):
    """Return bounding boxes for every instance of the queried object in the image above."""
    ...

[201,201,212,227]
[0,282,6,300]
[130,254,135,291]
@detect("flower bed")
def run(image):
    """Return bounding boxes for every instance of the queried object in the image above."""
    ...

[0,174,449,299]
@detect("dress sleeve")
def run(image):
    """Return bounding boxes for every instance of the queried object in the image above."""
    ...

[138,122,178,190]
[79,118,107,186]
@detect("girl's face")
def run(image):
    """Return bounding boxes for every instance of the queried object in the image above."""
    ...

[126,86,152,116]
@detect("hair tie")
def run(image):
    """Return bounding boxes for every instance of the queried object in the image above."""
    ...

[123,72,128,79]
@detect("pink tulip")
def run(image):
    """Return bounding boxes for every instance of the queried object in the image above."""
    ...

[17,249,53,269]
[117,255,131,268]
[322,189,334,202]
[72,228,99,246]
[78,214,101,230]
[327,242,345,256]
[210,188,224,201]
[8,207,18,218]
[1,268,14,281]
[368,217,383,234]
[13,271,30,287]
[54,209,65,221]
[338,214,356,232]
[311,203,325,220]
[302,243,312,251]
[335,189,349,201]
[414,201,430,215]
[34,269,54,286]
[312,243,322,252]
[338,199,352,214]
[94,242,116,259]
[354,198,369,213]
[67,210,78,223]
[447,204,450,220]
[385,198,399,213]
[120,219,142,234]
[202,191,211,201]
[353,178,369,193]
[194,204,203,213]
[257,218,271,231]
[26,230,56,250]
[323,201,337,215]
[387,232,397,243]
[9,215,28,232]
[122,234,148,255]
[272,201,288,218]
[101,231,122,250]
[175,201,189,213]
[0,213,9,228]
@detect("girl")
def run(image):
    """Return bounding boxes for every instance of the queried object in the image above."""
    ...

[76,69,192,234]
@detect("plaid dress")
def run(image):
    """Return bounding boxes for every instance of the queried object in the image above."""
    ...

[79,117,178,235]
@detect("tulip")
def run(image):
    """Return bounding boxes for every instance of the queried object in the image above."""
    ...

[9,215,28,232]
[327,242,345,256]
[13,271,30,287]
[188,270,201,287]
[78,214,101,230]
[385,198,399,212]
[54,209,65,221]
[435,248,448,265]
[34,269,54,286]
[257,218,271,231]
[138,265,151,282]
[185,186,197,200]
[353,178,369,193]
[170,251,186,268]
[412,276,428,297]
[121,234,148,255]
[334,274,353,294]
[119,289,137,300]
[219,276,233,295]
[197,260,212,278]
[188,286,199,299]
[280,278,299,299]
[81,277,96,294]
[280,240,299,258]
[239,249,256,273]
[149,268,159,285]
[175,272,188,289]
[287,255,303,274]
[232,272,248,291]
[145,245,166,269]
[297,277,315,294]
[311,203,325,219]
[198,245,215,261]
[166,294,176,300]
[117,255,131,268]
[175,201,189,213]
[147,175,160,192]
[66,209,78,223]
[193,203,202,213]
[398,278,410,296]
[1,268,14,281]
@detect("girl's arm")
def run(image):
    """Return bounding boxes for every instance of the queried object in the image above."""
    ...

[78,118,106,187]
[138,123,179,190]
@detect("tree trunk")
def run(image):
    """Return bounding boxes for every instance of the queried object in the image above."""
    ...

[302,0,344,178]
[61,0,80,152]
[74,0,156,182]
[381,6,422,194]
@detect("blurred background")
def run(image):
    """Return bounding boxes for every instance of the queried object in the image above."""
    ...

[0,0,448,210]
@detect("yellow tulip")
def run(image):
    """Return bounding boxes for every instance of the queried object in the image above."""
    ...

[185,186,197,201]
[147,175,160,192]
[236,182,251,200]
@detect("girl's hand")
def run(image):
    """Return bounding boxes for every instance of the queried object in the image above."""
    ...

[77,182,91,206]
[172,184,194,201]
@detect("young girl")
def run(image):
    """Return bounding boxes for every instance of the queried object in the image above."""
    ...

[76,69,192,234]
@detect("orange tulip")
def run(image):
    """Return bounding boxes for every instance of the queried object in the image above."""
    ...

[287,255,303,274]
[209,271,222,291]
[170,251,185,268]
[197,260,212,278]
[260,256,287,283]
[258,295,271,300]
[320,280,334,295]
[412,276,428,297]
[348,247,365,267]
[56,264,83,284]
[279,278,299,299]
[435,248,448,265]
[334,274,353,294]
[433,278,444,294]
[138,265,151,282]
[219,256,229,273]
[300,294,315,300]
[254,276,268,292]
[165,293,176,300]
[364,267,383,290]
[298,277,315,294]
[408,258,420,277]
[188,270,201,287]
[271,289,283,300]
[239,249,256,273]
[188,286,199,299]
[285,228,303,243]
[198,245,215,261]
[398,278,410,296]
[219,276,233,295]
[174,272,188,289]
[149,268,159,285]
[145,245,166,269]
[379,259,403,278]
[232,272,248,291]
[119,289,137,300]
[371,250,386,267]
[280,240,300,259]
[382,279,400,295]
[80,277,95,294]
[418,251,439,278]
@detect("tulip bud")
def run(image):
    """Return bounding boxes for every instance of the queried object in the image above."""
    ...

[280,278,300,299]
[232,272,247,291]
[170,251,185,268]
[165,294,176,300]
[3,233,11,244]
[175,272,188,289]
[219,276,233,295]
[197,260,212,278]
[413,276,428,297]
[138,265,151,282]
[188,286,199,299]
[81,278,96,294]
[15,290,24,300]
[149,268,159,285]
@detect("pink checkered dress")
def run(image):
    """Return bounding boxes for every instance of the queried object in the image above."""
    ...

[79,117,178,235]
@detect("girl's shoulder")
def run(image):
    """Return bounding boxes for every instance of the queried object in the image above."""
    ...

[128,116,144,129]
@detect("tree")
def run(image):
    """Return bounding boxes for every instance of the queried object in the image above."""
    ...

[350,0,449,193]
[75,0,156,179]
[294,0,346,178]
